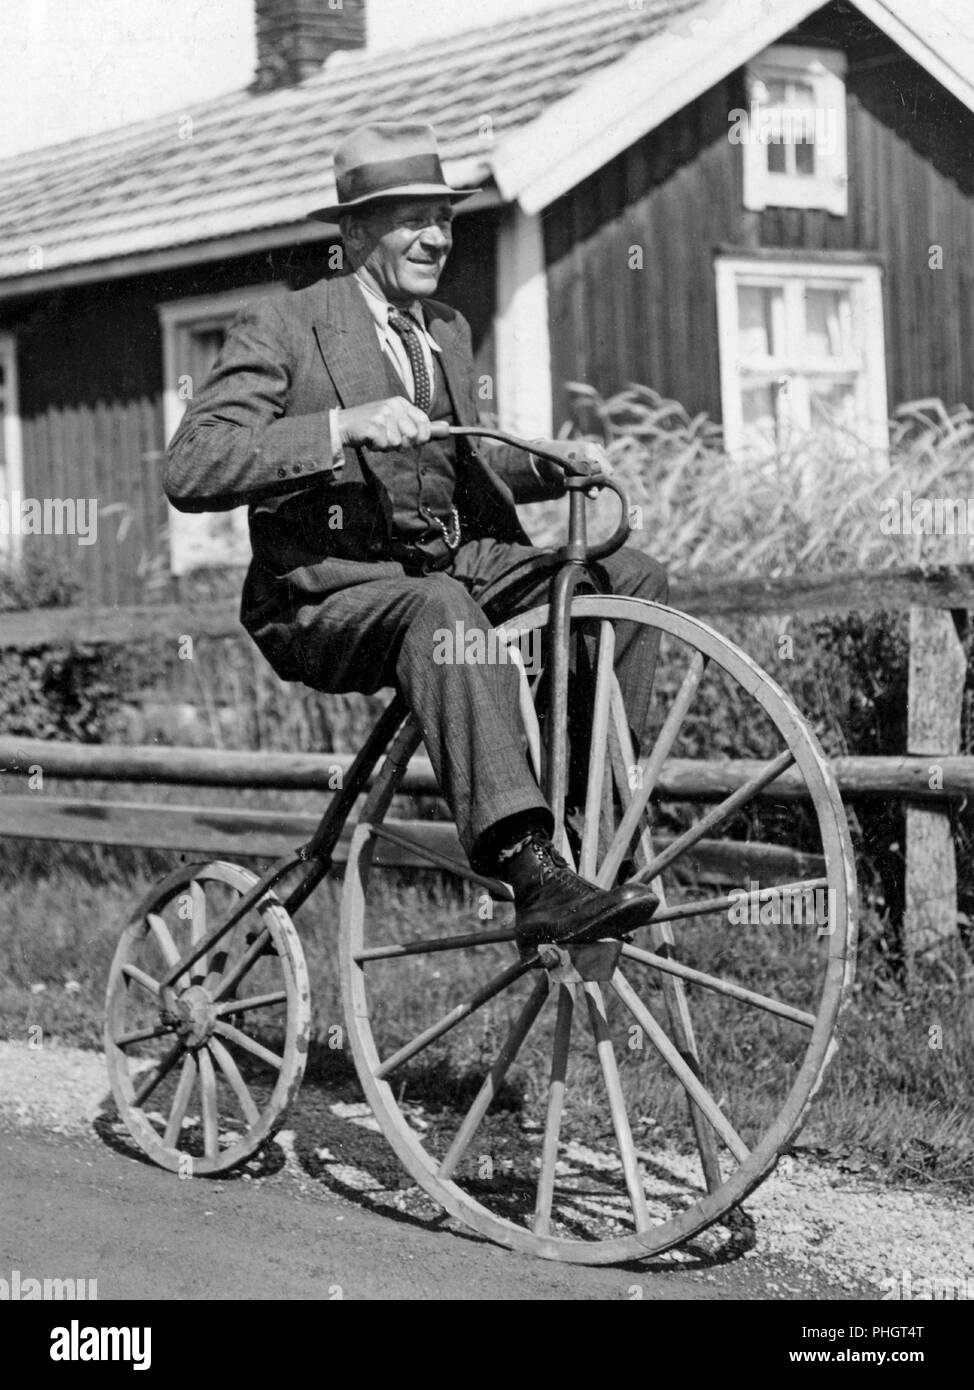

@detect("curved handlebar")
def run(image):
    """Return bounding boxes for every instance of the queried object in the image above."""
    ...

[429,421,631,563]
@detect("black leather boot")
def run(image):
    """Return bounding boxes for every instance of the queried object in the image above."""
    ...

[496,830,659,954]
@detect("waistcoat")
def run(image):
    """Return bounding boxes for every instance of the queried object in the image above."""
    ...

[365,352,459,567]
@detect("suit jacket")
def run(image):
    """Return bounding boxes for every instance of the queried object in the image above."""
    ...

[165,273,563,629]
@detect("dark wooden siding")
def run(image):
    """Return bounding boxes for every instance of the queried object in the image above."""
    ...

[544,77,745,426]
[544,6,974,426]
[0,211,498,605]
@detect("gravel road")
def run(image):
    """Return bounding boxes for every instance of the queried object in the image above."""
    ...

[1,1039,970,1300]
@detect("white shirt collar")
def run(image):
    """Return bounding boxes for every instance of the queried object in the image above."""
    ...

[354,273,442,352]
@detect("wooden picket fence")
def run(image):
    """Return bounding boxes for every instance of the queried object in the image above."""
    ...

[2,559,973,959]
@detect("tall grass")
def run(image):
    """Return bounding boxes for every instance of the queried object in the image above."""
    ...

[524,386,974,575]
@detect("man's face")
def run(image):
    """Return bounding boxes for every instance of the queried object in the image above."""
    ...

[348,197,454,303]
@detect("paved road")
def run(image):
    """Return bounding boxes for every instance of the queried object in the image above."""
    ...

[0,1124,856,1301]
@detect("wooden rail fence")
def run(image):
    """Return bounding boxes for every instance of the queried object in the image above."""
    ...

[2,560,972,959]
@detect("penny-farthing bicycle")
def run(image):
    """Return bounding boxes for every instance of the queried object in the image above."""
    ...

[105,424,857,1264]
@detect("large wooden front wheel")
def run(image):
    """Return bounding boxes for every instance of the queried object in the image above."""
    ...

[339,596,857,1263]
[105,861,310,1176]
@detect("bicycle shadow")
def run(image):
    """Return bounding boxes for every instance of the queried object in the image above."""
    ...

[90,1038,758,1269]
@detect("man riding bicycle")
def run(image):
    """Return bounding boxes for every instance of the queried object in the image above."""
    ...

[165,121,666,951]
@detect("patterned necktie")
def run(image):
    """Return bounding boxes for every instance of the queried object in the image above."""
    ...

[387,308,432,413]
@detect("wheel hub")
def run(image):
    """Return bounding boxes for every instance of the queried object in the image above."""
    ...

[160,984,218,1047]
[537,940,623,983]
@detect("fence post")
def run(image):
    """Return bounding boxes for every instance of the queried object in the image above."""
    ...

[904,606,966,965]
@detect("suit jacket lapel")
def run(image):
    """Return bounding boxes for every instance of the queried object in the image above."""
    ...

[426,309,474,425]
[311,273,391,409]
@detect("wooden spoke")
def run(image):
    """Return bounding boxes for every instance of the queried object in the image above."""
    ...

[533,983,574,1238]
[209,1037,260,1127]
[513,645,544,784]
[374,957,536,1081]
[215,990,287,1017]
[148,912,189,988]
[113,1023,175,1048]
[612,970,750,1163]
[609,699,723,1193]
[210,926,272,1004]
[205,917,242,993]
[622,944,816,1028]
[198,1048,220,1162]
[163,1054,197,1147]
[133,1041,184,1107]
[598,652,707,888]
[354,925,515,963]
[583,982,650,1232]
[212,1021,283,1071]
[438,975,549,1181]
[120,962,161,998]
[369,823,514,902]
[634,748,797,885]
[580,622,616,879]
[157,856,296,991]
[189,879,208,980]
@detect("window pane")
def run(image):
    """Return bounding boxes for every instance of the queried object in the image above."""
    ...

[189,326,227,380]
[795,139,816,175]
[738,285,781,358]
[804,288,854,359]
[742,382,776,425]
[789,80,815,107]
[766,141,787,173]
[809,378,857,427]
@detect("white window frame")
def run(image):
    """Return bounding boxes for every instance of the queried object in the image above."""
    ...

[158,284,283,576]
[715,255,888,459]
[742,44,848,216]
[0,333,25,564]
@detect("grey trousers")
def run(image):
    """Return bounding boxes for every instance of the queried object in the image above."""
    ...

[292,538,668,867]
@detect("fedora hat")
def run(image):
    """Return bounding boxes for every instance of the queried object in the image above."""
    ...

[308,122,481,222]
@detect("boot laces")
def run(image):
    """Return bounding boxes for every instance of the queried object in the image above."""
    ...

[530,836,582,890]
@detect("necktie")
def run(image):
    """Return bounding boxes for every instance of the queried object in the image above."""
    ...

[387,308,432,413]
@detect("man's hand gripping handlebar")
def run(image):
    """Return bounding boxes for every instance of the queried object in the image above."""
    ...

[427,421,631,564]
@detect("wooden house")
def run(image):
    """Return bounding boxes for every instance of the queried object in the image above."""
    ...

[1,0,973,603]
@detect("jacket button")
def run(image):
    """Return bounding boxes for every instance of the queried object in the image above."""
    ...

[277,467,286,478]
[292,464,302,473]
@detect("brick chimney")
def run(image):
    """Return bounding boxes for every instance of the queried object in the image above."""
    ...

[253,0,367,91]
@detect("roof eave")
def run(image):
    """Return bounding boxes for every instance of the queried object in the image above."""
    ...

[0,183,503,301]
